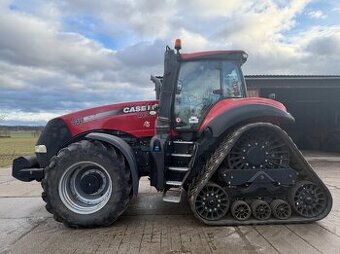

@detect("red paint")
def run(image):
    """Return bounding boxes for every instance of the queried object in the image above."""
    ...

[199,98,288,132]
[58,97,287,139]
[180,50,245,60]
[60,100,158,138]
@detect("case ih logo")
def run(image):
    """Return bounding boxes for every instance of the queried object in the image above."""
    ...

[72,104,158,125]
[123,104,158,114]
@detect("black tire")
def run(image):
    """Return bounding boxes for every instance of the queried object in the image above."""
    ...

[270,199,291,220]
[231,200,251,221]
[251,200,271,220]
[41,140,132,228]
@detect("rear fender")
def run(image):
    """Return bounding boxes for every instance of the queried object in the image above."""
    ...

[203,104,295,138]
[85,132,139,196]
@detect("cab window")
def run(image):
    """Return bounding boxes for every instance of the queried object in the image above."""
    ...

[174,60,244,129]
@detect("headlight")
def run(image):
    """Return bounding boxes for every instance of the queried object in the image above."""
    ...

[35,145,47,153]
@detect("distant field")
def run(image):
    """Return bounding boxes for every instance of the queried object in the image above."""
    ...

[0,131,38,167]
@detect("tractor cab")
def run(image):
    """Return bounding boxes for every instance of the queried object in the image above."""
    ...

[150,40,249,198]
[174,53,247,130]
[152,39,248,136]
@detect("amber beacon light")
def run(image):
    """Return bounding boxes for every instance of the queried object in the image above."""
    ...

[175,38,182,52]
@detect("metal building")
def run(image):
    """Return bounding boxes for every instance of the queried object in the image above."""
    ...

[245,75,340,152]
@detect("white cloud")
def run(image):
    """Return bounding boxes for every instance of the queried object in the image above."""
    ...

[0,0,340,125]
[0,4,119,76]
[308,10,327,19]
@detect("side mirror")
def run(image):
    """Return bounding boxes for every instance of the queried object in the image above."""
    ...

[150,75,162,100]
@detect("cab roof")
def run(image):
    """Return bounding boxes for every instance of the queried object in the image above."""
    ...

[180,50,247,63]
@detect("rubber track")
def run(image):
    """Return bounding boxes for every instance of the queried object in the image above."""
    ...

[188,122,333,226]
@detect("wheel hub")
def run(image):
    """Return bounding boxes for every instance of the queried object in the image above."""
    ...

[304,195,313,205]
[247,147,265,165]
[207,195,219,207]
[59,161,112,215]
[80,173,103,195]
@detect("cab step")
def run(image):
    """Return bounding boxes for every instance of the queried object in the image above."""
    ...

[165,180,183,186]
[170,153,192,157]
[168,166,190,172]
[162,188,182,203]
[173,140,194,144]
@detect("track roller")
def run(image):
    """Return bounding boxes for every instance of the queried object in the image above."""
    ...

[289,181,328,218]
[270,199,291,220]
[194,183,229,221]
[251,200,271,220]
[231,200,251,221]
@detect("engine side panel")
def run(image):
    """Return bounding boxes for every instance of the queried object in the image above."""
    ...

[60,100,158,138]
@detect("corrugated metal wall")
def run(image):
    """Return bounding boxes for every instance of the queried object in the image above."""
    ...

[245,76,340,152]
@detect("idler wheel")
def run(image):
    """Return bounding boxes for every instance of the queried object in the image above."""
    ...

[195,183,229,221]
[289,181,327,218]
[231,200,251,221]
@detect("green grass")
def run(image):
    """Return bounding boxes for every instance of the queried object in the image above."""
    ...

[0,131,38,167]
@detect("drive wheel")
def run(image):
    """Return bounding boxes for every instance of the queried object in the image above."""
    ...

[41,140,131,228]
[270,199,291,220]
[252,200,271,220]
[289,181,327,218]
[231,200,251,221]
[195,183,229,221]
[226,127,290,169]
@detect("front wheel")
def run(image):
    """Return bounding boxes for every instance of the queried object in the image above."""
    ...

[41,140,131,228]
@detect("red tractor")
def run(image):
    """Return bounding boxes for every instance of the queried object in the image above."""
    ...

[13,40,332,227]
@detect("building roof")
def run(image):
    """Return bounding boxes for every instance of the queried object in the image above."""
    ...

[245,75,340,80]
[244,75,340,89]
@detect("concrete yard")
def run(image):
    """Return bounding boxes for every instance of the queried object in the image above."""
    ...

[1,152,340,254]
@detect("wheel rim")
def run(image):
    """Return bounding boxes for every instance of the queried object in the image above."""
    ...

[290,181,327,218]
[231,201,251,221]
[271,199,291,220]
[227,128,290,169]
[59,161,112,215]
[195,183,229,221]
[252,200,271,220]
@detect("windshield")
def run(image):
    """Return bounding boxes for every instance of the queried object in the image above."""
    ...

[174,60,244,129]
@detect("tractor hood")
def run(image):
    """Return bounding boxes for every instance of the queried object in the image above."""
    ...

[35,100,158,168]
[60,99,159,138]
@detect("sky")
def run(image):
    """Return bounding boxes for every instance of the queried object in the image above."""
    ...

[0,0,339,126]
